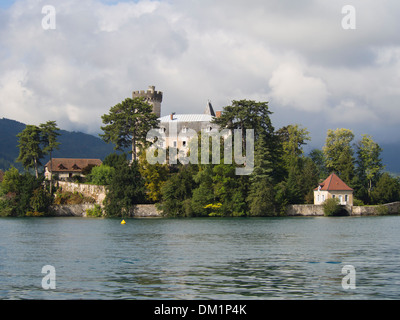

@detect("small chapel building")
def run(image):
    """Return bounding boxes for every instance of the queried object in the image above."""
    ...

[314,173,354,206]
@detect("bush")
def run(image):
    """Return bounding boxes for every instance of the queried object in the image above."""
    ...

[54,191,95,205]
[323,198,342,216]
[86,165,115,186]
[353,198,364,206]
[376,205,389,216]
[86,204,103,217]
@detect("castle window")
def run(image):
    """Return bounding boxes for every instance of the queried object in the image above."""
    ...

[173,141,177,148]
[159,127,166,133]
[182,141,187,147]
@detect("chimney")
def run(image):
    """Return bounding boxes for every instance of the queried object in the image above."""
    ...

[216,111,222,118]
[170,113,175,120]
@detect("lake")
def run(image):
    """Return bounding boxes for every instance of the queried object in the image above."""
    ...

[0,216,400,300]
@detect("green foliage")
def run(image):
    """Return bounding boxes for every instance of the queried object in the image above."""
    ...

[309,149,328,179]
[100,97,160,162]
[103,161,146,217]
[247,179,277,216]
[30,188,52,213]
[355,134,384,203]
[16,125,44,178]
[0,167,51,216]
[323,128,355,185]
[370,173,400,204]
[87,164,115,186]
[323,198,342,216]
[139,152,169,203]
[159,165,198,217]
[376,205,389,216]
[86,204,104,217]
[353,198,365,206]
[103,153,128,168]
[54,191,95,205]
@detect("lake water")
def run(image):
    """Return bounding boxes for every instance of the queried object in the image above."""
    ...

[1,216,400,300]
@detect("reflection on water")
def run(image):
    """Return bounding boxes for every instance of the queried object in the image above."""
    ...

[1,216,400,299]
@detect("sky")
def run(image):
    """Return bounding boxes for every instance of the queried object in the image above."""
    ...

[0,0,400,149]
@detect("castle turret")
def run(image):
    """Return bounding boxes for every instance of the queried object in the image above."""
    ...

[132,86,163,118]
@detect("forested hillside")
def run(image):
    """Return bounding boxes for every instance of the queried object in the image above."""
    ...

[0,118,116,170]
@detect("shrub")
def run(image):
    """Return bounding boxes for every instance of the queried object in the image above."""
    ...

[376,205,389,216]
[353,198,364,206]
[86,204,103,217]
[323,198,342,216]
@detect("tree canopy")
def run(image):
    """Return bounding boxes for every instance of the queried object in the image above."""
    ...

[100,97,160,162]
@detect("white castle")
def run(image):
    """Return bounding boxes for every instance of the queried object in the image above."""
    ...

[133,86,221,150]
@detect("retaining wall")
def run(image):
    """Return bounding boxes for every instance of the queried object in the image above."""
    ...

[50,204,162,218]
[287,202,400,216]
[57,181,106,204]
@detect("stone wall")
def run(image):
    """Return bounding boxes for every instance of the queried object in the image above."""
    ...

[131,204,162,217]
[50,204,95,217]
[352,202,400,216]
[286,204,324,216]
[57,181,106,204]
[287,202,400,216]
[50,203,162,218]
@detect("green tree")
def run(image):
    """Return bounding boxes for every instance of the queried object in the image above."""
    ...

[212,164,248,216]
[211,99,283,182]
[247,132,277,216]
[139,152,170,203]
[103,161,146,217]
[0,167,47,216]
[355,134,384,198]
[30,187,52,214]
[190,165,215,216]
[370,173,400,204]
[16,125,43,178]
[160,165,198,217]
[39,120,60,194]
[211,99,275,155]
[87,164,115,186]
[277,124,310,171]
[103,153,128,168]
[323,128,355,184]
[100,97,160,163]
[309,148,328,179]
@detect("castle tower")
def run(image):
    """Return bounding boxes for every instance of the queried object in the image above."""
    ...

[132,86,163,118]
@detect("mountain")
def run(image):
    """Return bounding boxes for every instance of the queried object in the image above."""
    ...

[0,118,117,171]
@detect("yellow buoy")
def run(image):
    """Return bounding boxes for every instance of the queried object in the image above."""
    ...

[121,219,126,225]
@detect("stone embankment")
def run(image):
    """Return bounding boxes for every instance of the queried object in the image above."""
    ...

[50,204,162,217]
[286,202,400,216]
[51,181,162,217]
[57,181,106,204]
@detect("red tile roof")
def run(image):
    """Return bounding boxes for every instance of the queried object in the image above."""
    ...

[45,158,102,173]
[314,173,353,191]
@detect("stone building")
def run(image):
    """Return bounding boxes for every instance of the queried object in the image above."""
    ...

[45,158,102,180]
[157,101,221,150]
[132,85,163,118]
[134,86,222,151]
[314,172,354,206]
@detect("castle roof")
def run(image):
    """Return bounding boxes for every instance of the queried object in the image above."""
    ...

[45,158,102,173]
[314,173,353,191]
[204,101,216,117]
[159,114,214,123]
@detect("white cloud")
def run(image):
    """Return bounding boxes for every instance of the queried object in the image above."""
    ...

[1,0,400,144]
[269,60,329,112]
